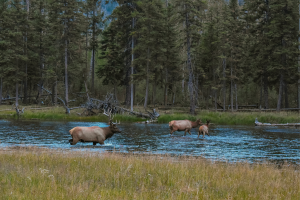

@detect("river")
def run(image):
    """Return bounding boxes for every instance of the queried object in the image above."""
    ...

[0,120,299,163]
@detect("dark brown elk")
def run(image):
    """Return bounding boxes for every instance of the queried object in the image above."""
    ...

[169,119,202,136]
[69,109,121,145]
[198,120,210,138]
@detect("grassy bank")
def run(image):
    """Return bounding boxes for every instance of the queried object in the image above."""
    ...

[0,106,144,122]
[0,147,299,199]
[1,105,300,125]
[158,111,300,125]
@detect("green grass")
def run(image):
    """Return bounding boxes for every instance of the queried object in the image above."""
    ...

[1,105,300,125]
[0,147,299,199]
[158,111,300,125]
[0,106,144,122]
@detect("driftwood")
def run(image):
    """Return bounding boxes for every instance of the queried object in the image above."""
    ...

[38,85,83,114]
[36,84,160,119]
[15,107,25,117]
[80,93,160,120]
[255,118,300,127]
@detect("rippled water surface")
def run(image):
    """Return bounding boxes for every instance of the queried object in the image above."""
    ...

[0,120,299,163]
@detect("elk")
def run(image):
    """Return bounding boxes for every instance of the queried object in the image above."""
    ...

[198,120,210,138]
[69,109,121,145]
[169,119,202,136]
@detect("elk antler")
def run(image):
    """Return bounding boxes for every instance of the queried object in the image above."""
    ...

[103,108,114,122]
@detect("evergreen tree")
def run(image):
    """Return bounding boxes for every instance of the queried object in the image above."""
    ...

[174,0,204,114]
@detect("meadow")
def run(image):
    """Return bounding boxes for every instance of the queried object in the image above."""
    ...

[0,147,299,200]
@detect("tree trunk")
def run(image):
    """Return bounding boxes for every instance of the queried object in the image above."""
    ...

[65,39,69,107]
[152,80,156,106]
[230,64,233,111]
[284,81,289,108]
[114,84,118,102]
[164,68,168,106]
[263,69,269,109]
[235,83,238,110]
[186,6,195,115]
[0,77,2,105]
[52,81,57,105]
[298,2,300,109]
[195,76,199,106]
[91,6,96,94]
[15,81,19,108]
[125,84,131,107]
[222,57,226,112]
[259,76,263,108]
[213,66,217,110]
[91,49,95,93]
[144,48,150,108]
[24,0,30,104]
[182,65,185,94]
[276,72,284,111]
[86,12,88,84]
[131,17,135,111]
[172,91,175,105]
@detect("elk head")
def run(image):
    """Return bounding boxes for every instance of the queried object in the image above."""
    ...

[104,108,121,132]
[109,120,121,133]
[206,120,210,126]
[196,119,202,125]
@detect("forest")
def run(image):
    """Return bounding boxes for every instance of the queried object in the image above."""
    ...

[0,0,299,114]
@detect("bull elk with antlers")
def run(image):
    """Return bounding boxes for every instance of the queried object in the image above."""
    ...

[69,109,121,145]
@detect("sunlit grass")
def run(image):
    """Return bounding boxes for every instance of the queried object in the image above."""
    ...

[0,147,299,199]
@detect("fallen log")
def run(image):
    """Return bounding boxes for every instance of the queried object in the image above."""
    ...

[255,118,300,127]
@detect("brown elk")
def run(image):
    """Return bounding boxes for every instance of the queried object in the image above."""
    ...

[69,109,121,145]
[169,119,202,136]
[198,120,210,138]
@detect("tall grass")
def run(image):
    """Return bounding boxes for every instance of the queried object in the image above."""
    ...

[1,105,300,125]
[0,106,144,122]
[158,111,300,125]
[0,147,299,199]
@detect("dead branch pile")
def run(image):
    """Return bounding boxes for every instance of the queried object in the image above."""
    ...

[80,93,160,120]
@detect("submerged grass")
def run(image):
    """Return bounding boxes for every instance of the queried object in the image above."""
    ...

[0,147,299,199]
[1,105,300,125]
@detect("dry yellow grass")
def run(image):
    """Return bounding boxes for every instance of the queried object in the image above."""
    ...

[0,147,299,199]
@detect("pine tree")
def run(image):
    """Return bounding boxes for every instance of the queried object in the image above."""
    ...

[97,0,136,107]
[133,0,165,108]
[244,0,272,109]
[87,0,104,94]
[198,0,222,110]
[0,0,28,107]
[175,0,204,114]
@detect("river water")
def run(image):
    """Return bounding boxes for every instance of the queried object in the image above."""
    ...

[0,120,299,163]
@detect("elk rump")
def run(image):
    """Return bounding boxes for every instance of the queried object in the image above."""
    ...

[69,122,121,145]
[169,119,201,136]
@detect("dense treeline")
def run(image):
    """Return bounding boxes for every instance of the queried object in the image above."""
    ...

[0,0,299,114]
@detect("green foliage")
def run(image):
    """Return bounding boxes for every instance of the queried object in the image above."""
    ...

[1,0,300,110]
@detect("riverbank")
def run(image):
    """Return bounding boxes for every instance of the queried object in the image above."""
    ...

[1,105,300,125]
[0,146,299,199]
